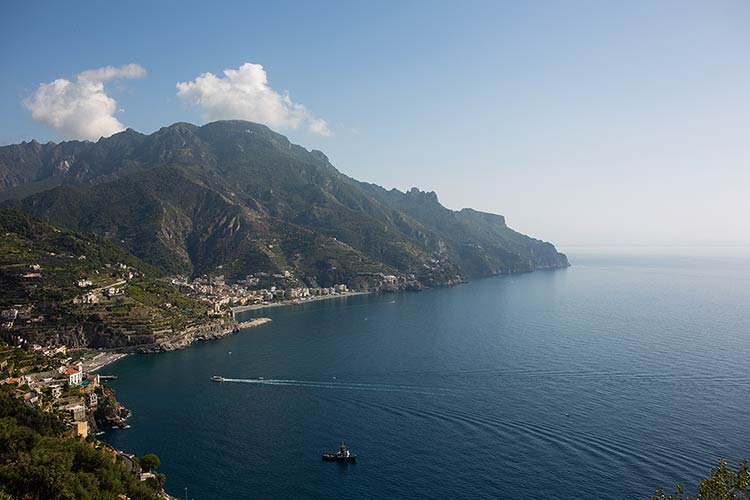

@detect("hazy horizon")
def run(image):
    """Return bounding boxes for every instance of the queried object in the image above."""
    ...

[2,0,748,248]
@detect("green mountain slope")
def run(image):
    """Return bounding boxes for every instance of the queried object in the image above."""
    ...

[0,121,568,286]
[0,209,209,348]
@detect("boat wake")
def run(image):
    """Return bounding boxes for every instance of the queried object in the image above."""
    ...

[220,378,449,395]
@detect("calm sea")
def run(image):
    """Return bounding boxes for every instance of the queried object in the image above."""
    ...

[102,252,750,500]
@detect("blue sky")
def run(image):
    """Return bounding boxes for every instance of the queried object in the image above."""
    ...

[2,0,749,248]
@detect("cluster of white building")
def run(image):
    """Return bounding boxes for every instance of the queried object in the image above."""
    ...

[2,360,100,438]
[72,279,126,305]
[172,274,351,314]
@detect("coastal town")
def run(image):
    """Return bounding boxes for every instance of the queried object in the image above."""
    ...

[0,260,397,455]
[1,256,410,344]
[0,343,130,440]
[0,244,387,434]
[0,265,406,480]
[0,205,432,500]
[170,270,414,314]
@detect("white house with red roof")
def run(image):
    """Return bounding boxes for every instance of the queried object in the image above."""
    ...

[64,363,83,386]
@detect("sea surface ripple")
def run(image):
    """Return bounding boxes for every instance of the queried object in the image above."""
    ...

[103,253,750,500]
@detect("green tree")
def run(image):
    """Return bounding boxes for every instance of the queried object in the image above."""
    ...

[140,453,160,472]
[92,492,120,500]
[652,459,750,500]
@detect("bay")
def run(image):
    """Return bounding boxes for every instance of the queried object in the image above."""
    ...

[102,252,750,500]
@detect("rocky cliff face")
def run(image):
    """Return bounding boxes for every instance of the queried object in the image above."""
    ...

[133,317,272,353]
[92,385,130,430]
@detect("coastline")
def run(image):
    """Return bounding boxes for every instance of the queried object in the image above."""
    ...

[82,351,129,373]
[231,290,372,315]
[81,292,371,370]
[134,317,272,353]
[80,317,273,366]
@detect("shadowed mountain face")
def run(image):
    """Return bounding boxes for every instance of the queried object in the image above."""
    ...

[0,120,568,286]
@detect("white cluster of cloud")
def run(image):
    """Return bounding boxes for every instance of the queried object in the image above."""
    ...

[23,64,146,141]
[176,62,332,136]
[24,61,332,140]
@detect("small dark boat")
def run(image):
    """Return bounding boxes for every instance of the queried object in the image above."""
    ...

[211,375,224,382]
[322,442,356,463]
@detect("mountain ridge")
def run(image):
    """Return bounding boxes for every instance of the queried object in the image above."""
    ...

[0,120,568,287]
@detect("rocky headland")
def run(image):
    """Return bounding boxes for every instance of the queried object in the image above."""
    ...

[130,317,272,353]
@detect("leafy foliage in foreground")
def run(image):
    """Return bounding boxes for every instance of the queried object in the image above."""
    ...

[0,390,163,500]
[653,460,750,500]
[140,453,160,472]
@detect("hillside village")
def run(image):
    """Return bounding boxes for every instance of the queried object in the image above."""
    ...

[0,339,172,499]
[172,271,408,313]
[0,254,198,347]
[170,258,436,312]
[0,343,130,440]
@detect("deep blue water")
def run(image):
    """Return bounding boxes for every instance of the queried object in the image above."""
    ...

[103,253,750,500]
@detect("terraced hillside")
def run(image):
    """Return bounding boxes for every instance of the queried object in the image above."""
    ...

[0,209,209,348]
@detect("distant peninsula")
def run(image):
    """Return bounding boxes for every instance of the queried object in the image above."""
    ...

[0,120,568,294]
